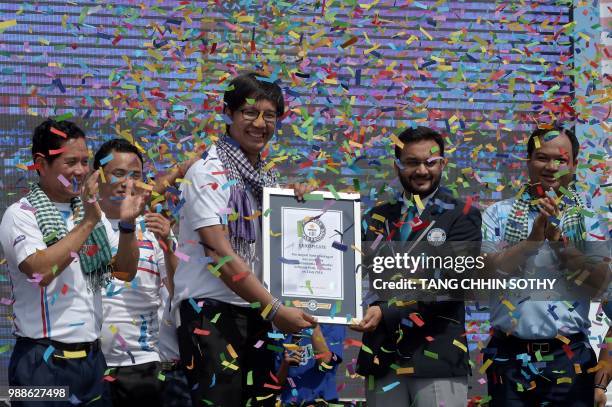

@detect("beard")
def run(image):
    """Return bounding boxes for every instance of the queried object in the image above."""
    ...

[399,173,442,197]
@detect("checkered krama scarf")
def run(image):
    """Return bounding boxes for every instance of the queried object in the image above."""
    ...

[26,183,112,291]
[215,135,278,264]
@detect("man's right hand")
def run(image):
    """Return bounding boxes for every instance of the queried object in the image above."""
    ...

[273,306,317,334]
[350,305,382,332]
[81,170,102,224]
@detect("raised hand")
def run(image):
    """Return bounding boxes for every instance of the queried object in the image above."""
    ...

[119,179,149,223]
[81,170,102,224]
[144,212,171,240]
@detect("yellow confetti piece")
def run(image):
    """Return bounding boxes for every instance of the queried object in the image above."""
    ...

[175,178,191,185]
[390,134,404,149]
[269,230,281,237]
[99,168,106,183]
[502,299,515,311]
[453,339,467,352]
[134,181,153,191]
[236,15,254,23]
[283,343,300,351]
[479,359,493,374]
[56,350,87,359]
[413,194,424,210]
[557,377,572,384]
[555,334,570,345]
[227,344,238,359]
[0,19,17,31]
[419,26,433,41]
[109,324,118,335]
[533,135,541,149]
[372,213,386,223]
[221,360,239,370]
[396,367,414,375]
[574,363,582,374]
[260,303,272,319]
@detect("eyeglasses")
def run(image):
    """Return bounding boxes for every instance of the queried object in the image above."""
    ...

[240,109,278,124]
[397,157,444,170]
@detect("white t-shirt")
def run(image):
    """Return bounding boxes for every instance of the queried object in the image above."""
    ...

[172,145,262,309]
[158,286,179,362]
[101,217,167,366]
[0,197,119,343]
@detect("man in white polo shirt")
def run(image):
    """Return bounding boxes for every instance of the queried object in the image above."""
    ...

[0,119,145,406]
[174,72,316,406]
[93,138,179,407]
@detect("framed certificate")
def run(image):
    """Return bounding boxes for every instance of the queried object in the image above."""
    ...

[262,187,362,325]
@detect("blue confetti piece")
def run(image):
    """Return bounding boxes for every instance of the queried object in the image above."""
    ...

[99,153,114,166]
[332,241,347,251]
[43,345,55,363]
[189,298,202,314]
[209,373,216,388]
[279,257,300,265]
[382,381,400,392]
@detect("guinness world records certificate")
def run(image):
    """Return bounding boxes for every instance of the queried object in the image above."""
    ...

[262,188,362,324]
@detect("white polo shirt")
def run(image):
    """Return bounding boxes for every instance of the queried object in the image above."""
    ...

[0,197,119,343]
[172,145,262,310]
[101,217,166,366]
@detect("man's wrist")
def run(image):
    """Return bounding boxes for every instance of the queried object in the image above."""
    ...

[594,384,607,391]
[118,220,136,234]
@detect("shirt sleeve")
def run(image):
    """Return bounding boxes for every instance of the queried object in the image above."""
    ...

[182,158,230,231]
[0,203,48,267]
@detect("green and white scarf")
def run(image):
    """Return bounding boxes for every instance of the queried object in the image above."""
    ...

[26,183,112,291]
[504,185,587,245]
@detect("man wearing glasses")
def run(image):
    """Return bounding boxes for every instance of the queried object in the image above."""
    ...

[352,126,482,407]
[173,72,316,406]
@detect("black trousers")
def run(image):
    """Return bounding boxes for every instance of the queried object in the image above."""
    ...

[9,337,111,407]
[484,334,597,407]
[178,298,278,407]
[109,361,163,407]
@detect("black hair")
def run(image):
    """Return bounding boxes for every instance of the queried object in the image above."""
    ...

[32,119,86,164]
[394,126,445,159]
[527,126,579,161]
[93,138,144,170]
[223,72,285,118]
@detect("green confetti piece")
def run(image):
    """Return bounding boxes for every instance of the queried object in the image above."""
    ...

[0,344,11,353]
[266,344,283,353]
[157,371,166,381]
[305,280,313,295]
[430,145,439,153]
[210,313,221,324]
[297,220,303,238]
[361,344,373,354]
[85,395,102,405]
[208,256,233,276]
[303,193,324,201]
[54,112,74,122]
[250,302,261,309]
[368,375,375,391]
[553,169,570,178]
[326,184,340,200]
[51,265,58,275]
[535,350,543,361]
[424,350,438,360]
[43,231,58,244]
[247,371,253,386]
[263,208,271,217]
